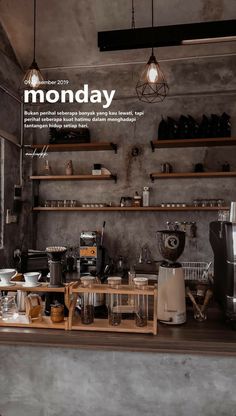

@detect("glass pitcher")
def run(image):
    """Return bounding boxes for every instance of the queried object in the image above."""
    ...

[0,296,19,321]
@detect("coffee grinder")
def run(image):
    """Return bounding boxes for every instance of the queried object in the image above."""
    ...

[45,246,67,316]
[46,246,67,287]
[157,230,186,324]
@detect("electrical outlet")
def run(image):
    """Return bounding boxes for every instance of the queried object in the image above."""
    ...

[6,209,18,224]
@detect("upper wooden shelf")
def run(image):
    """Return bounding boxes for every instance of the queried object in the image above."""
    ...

[33,206,229,212]
[28,142,118,153]
[150,171,236,181]
[150,137,236,150]
[30,174,117,182]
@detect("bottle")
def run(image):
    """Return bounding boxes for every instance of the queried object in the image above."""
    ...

[80,276,95,324]
[107,276,122,326]
[133,277,148,327]
[65,160,73,175]
[142,187,150,207]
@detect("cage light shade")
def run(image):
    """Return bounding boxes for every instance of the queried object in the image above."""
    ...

[136,53,168,103]
[22,60,44,89]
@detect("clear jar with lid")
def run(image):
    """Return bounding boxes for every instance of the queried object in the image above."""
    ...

[80,276,95,324]
[133,277,148,327]
[107,276,122,326]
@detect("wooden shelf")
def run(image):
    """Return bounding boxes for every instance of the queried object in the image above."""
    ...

[0,282,66,292]
[71,318,155,334]
[33,206,229,212]
[150,137,236,150]
[30,174,117,182]
[28,142,118,153]
[150,171,236,181]
[0,315,66,330]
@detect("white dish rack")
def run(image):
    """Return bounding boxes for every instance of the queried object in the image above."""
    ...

[182,261,213,283]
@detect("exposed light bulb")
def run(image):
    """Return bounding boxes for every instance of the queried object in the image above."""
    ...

[29,69,41,88]
[147,63,159,83]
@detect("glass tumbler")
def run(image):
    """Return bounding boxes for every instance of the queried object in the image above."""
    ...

[133,277,148,327]
[0,296,19,320]
[80,276,95,325]
[107,277,122,326]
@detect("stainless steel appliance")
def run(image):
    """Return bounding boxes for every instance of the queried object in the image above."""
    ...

[157,230,186,324]
[210,221,236,324]
[79,231,103,276]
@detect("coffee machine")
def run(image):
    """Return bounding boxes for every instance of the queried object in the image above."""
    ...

[157,230,186,324]
[210,221,236,324]
[79,232,103,277]
[46,246,67,287]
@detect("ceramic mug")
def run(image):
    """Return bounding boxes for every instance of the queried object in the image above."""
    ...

[23,272,41,286]
[0,269,17,285]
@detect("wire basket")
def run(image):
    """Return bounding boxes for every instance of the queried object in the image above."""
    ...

[182,261,212,283]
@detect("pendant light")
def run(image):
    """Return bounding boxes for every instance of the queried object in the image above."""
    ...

[136,0,168,103]
[21,0,44,90]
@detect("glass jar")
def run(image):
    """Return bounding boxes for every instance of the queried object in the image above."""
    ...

[133,277,148,327]
[107,277,122,326]
[80,276,95,324]
[0,296,18,321]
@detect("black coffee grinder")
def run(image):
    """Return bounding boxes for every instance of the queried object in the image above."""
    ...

[45,246,67,316]
[46,246,67,287]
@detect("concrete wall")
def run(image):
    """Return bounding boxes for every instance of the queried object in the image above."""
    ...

[0,345,235,416]
[0,23,24,267]
[24,54,236,264]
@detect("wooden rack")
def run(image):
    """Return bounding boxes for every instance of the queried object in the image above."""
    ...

[67,283,158,335]
[28,142,118,153]
[150,171,236,181]
[33,206,229,212]
[30,174,117,182]
[150,137,236,151]
[0,283,70,330]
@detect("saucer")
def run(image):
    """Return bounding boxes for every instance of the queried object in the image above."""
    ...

[22,283,41,288]
[0,281,15,287]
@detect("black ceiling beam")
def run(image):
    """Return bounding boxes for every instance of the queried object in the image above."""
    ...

[98,20,236,51]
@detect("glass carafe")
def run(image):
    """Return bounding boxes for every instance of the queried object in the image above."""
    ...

[80,276,95,324]
[107,276,122,326]
[134,277,148,327]
[0,296,19,320]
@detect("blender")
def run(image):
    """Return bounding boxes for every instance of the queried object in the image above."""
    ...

[157,230,186,324]
[46,246,67,287]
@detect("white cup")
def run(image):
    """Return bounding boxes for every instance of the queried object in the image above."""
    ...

[230,201,236,223]
[24,272,41,286]
[0,269,17,285]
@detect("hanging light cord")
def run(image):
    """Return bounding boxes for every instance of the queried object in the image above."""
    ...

[131,0,135,29]
[33,0,36,61]
[151,0,154,55]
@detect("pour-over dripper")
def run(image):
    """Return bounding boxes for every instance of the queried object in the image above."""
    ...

[157,230,185,263]
[46,246,67,261]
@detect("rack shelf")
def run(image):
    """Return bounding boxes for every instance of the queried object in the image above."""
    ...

[28,142,118,153]
[150,137,236,150]
[32,206,229,212]
[150,171,236,181]
[30,174,117,182]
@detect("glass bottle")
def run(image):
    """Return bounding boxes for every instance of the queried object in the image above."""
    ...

[80,276,95,324]
[107,276,122,326]
[134,277,148,327]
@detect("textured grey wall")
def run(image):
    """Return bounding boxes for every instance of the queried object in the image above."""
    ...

[25,55,236,264]
[0,345,236,416]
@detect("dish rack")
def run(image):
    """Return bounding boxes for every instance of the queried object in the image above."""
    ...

[182,262,213,284]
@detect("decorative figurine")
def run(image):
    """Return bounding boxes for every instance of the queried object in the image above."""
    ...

[65,160,73,175]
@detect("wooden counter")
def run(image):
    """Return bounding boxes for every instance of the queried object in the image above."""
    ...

[0,307,235,356]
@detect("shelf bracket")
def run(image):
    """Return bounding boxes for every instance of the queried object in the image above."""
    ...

[150,141,155,152]
[112,174,117,183]
[150,174,155,182]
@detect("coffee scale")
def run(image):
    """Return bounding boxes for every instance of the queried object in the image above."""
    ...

[157,230,186,324]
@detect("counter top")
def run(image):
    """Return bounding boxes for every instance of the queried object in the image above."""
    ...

[0,308,235,356]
